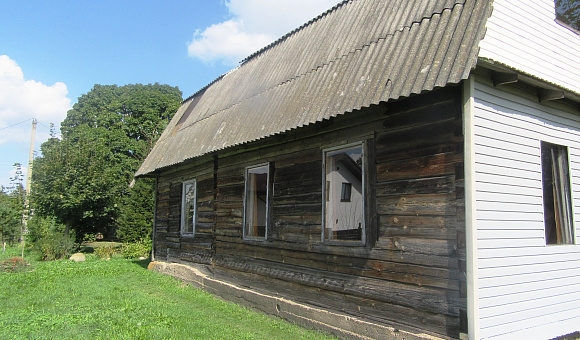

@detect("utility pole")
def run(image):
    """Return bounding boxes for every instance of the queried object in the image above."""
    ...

[25,119,37,201]
[21,118,36,258]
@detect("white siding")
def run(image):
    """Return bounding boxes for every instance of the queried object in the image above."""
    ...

[473,80,580,339]
[478,0,580,94]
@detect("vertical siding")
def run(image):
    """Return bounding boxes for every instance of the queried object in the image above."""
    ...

[473,79,580,339]
[478,0,580,94]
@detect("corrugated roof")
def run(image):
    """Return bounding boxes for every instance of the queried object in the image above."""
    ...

[136,0,492,177]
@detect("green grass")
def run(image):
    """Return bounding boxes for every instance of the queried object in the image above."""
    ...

[0,247,334,340]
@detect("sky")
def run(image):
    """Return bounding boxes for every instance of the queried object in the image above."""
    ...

[0,0,341,190]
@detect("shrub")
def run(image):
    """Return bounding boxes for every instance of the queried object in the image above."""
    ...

[94,245,117,259]
[83,233,97,243]
[26,215,77,260]
[121,239,151,259]
[35,232,76,261]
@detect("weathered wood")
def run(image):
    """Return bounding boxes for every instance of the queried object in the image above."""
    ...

[215,266,459,337]
[215,254,462,316]
[376,152,462,182]
[376,193,459,216]
[153,88,465,338]
[216,241,460,288]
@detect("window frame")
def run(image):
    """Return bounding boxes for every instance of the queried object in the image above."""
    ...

[321,141,366,245]
[243,163,272,241]
[541,141,576,245]
[180,179,197,237]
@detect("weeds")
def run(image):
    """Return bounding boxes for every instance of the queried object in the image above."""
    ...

[121,239,151,259]
[94,245,117,259]
[0,257,29,273]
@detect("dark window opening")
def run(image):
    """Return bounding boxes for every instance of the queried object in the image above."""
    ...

[341,182,352,202]
[541,142,575,245]
[244,164,269,239]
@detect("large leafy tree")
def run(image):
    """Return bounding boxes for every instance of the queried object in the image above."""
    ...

[31,83,182,241]
[556,0,580,31]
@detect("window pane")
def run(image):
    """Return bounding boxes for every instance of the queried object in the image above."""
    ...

[182,181,196,234]
[324,144,363,241]
[541,142,574,245]
[245,165,269,238]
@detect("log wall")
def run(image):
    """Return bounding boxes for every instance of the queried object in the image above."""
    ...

[153,86,466,338]
[154,156,215,264]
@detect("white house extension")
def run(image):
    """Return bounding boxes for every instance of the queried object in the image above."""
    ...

[465,0,580,338]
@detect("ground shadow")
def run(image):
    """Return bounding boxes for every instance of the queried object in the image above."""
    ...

[132,258,151,269]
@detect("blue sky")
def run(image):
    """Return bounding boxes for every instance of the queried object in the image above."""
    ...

[0,0,340,190]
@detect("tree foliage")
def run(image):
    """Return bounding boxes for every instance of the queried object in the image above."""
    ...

[556,0,580,31]
[0,164,25,246]
[31,83,182,242]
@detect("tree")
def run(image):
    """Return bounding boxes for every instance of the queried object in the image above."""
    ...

[0,164,26,246]
[31,83,182,242]
[556,0,580,31]
[116,177,155,243]
[31,127,124,239]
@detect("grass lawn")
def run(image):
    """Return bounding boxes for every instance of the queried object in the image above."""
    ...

[0,247,334,340]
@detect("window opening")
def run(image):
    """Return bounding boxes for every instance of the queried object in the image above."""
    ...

[181,179,197,235]
[324,143,364,241]
[341,182,352,202]
[541,142,575,245]
[244,164,270,239]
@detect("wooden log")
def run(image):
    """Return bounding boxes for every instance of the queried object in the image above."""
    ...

[376,152,461,182]
[215,254,462,316]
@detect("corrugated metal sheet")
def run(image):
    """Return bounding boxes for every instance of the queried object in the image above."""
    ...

[136,0,492,176]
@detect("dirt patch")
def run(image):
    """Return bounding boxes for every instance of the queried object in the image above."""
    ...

[1,257,31,273]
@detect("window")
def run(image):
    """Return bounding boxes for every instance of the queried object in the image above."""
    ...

[323,143,364,242]
[555,0,580,32]
[541,142,575,245]
[341,182,352,202]
[244,164,271,239]
[181,179,197,235]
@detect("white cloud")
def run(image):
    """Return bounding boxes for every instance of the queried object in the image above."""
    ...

[188,20,273,65]
[187,0,341,65]
[0,55,71,145]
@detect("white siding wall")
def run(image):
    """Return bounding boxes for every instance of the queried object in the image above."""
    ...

[478,0,580,94]
[473,80,580,339]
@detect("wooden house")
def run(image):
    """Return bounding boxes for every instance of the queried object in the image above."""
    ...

[136,0,580,339]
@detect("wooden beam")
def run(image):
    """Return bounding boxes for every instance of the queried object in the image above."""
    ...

[538,88,565,102]
[492,72,518,86]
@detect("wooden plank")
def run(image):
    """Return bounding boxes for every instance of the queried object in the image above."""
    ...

[376,175,456,196]
[215,254,462,316]
[376,152,462,183]
[377,193,458,216]
[214,266,459,337]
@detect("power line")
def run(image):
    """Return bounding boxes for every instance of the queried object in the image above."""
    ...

[37,121,52,130]
[0,118,33,131]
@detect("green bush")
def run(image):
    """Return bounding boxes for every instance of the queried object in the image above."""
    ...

[121,239,151,259]
[35,232,76,261]
[83,233,97,243]
[94,245,117,259]
[27,216,76,261]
